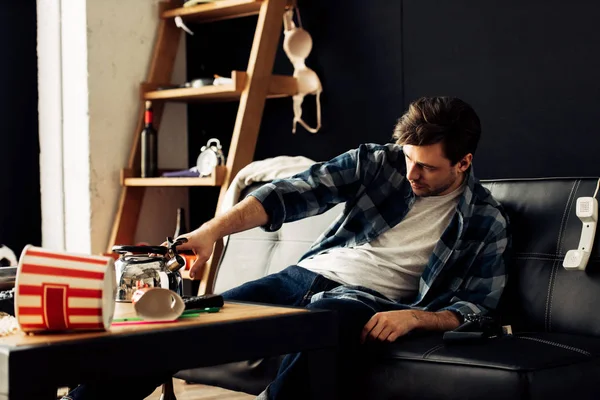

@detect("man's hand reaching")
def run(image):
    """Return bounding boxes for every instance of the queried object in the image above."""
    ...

[164,226,219,279]
[162,196,270,280]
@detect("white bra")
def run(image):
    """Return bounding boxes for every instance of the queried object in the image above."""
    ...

[283,7,322,134]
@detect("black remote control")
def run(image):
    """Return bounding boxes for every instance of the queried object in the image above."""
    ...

[443,314,501,343]
[182,294,224,310]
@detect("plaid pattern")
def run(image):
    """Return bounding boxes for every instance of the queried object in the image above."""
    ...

[249,143,511,318]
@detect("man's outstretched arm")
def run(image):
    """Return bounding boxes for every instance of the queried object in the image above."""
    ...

[175,196,269,278]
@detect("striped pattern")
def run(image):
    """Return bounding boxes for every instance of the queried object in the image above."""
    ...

[250,143,511,319]
[16,247,110,332]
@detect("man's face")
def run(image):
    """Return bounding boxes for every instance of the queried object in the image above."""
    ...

[403,143,471,197]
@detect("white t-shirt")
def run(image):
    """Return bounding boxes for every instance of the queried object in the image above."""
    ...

[298,183,465,301]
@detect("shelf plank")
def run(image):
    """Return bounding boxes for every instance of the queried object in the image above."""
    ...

[145,84,240,102]
[143,71,297,102]
[162,0,263,23]
[121,166,226,187]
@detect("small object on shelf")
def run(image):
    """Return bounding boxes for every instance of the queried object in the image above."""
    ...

[157,77,216,91]
[175,16,195,35]
[161,167,201,177]
[196,138,225,177]
[212,75,233,86]
[183,0,226,7]
[140,100,158,177]
[190,77,215,87]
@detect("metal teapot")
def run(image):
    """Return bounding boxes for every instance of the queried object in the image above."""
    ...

[112,237,187,302]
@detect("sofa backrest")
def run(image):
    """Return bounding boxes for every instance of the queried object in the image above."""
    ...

[213,178,600,336]
[213,188,344,293]
[484,177,600,336]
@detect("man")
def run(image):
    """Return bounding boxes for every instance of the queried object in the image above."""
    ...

[65,96,510,399]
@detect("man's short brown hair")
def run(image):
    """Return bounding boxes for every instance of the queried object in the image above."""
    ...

[392,97,481,165]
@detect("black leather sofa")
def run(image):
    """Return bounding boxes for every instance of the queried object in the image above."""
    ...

[176,177,600,399]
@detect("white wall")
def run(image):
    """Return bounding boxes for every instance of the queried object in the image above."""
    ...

[62,0,92,253]
[38,0,189,254]
[37,0,65,250]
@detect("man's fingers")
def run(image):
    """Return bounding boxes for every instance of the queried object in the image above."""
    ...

[360,323,372,344]
[361,315,379,344]
[385,331,400,343]
[170,233,193,249]
[376,326,394,342]
[367,322,386,342]
[175,241,192,251]
[189,257,206,279]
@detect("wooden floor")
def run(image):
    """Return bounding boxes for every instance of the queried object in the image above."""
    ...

[145,379,254,400]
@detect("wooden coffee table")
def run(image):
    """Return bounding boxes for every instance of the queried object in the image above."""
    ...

[0,301,338,399]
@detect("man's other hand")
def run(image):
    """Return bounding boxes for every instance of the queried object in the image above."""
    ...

[360,310,420,343]
[360,309,461,344]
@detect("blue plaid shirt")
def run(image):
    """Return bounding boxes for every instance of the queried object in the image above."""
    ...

[249,143,511,318]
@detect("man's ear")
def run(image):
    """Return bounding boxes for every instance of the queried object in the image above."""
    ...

[457,154,473,172]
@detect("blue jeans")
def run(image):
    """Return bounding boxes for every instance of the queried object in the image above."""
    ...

[221,266,379,400]
[64,266,379,400]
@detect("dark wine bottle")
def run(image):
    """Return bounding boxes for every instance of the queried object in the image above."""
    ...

[173,207,187,239]
[140,100,158,178]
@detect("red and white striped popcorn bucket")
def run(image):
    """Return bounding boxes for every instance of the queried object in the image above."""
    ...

[15,245,116,333]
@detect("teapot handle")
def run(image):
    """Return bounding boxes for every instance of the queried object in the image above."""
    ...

[111,245,168,255]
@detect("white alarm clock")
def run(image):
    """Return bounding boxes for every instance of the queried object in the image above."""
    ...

[196,138,225,177]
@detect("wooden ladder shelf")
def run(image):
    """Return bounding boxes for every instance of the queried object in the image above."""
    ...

[107,0,295,295]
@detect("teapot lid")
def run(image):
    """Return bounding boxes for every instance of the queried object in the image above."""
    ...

[112,245,168,255]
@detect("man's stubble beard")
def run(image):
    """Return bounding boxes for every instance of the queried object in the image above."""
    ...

[419,170,461,197]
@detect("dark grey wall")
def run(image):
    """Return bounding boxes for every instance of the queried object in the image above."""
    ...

[402,0,600,179]
[186,0,600,224]
[0,2,40,256]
